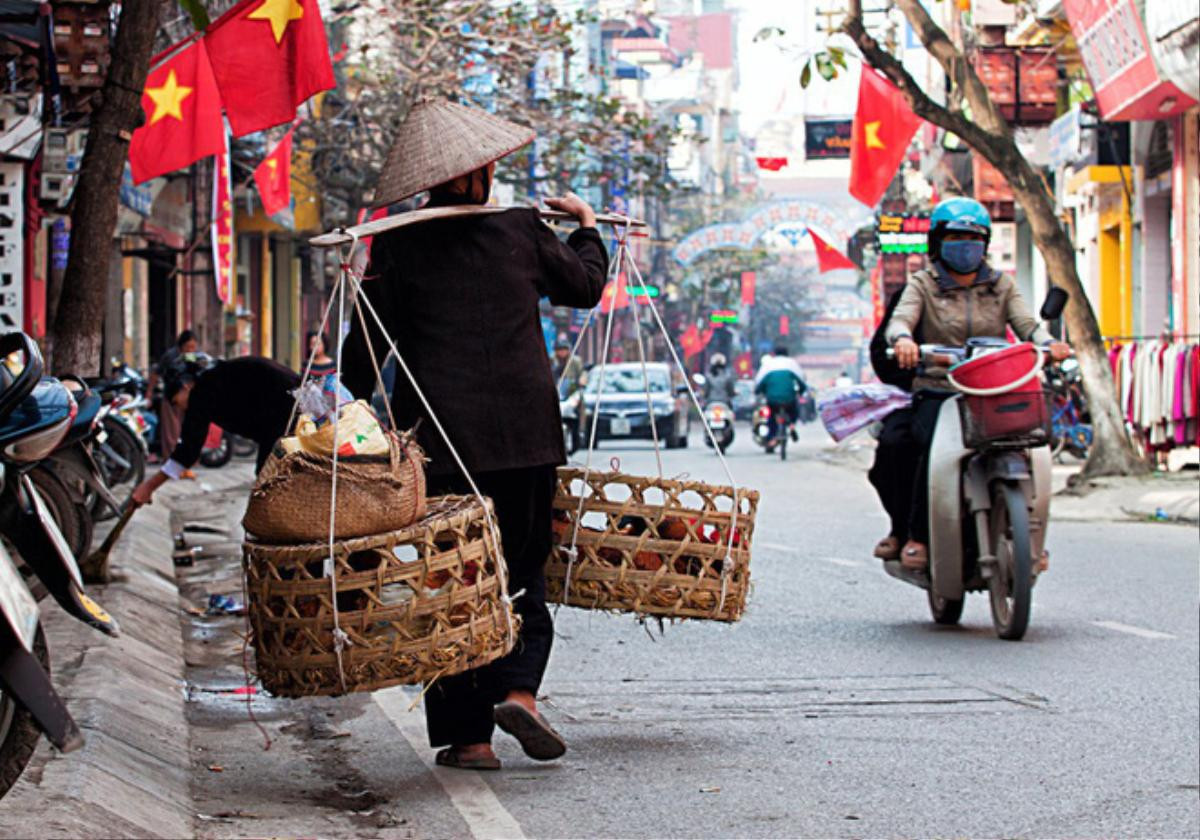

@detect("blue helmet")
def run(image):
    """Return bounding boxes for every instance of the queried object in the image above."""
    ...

[930,196,992,240]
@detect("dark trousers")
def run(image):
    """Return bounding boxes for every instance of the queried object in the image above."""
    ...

[868,408,919,543]
[423,465,557,748]
[868,391,954,545]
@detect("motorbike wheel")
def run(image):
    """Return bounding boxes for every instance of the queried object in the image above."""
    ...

[0,627,48,799]
[99,419,145,488]
[199,433,233,468]
[231,435,258,458]
[987,481,1033,641]
[31,466,92,563]
[927,589,965,625]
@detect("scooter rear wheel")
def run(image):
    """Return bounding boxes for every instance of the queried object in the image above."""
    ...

[988,481,1032,641]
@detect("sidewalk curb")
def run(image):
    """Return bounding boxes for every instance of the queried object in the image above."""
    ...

[0,500,193,839]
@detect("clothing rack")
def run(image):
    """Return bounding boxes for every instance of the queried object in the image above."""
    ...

[1104,334,1200,342]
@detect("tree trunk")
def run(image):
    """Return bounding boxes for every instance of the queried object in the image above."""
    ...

[49,0,164,376]
[844,5,1147,477]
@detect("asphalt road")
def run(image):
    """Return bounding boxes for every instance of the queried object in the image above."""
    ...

[180,424,1199,839]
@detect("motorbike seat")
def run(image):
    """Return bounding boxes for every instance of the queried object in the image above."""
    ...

[59,391,101,447]
[0,378,75,457]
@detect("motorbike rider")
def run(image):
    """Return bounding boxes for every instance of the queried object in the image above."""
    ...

[754,344,807,445]
[883,197,1070,570]
[552,336,585,397]
[130,355,302,506]
[704,353,736,405]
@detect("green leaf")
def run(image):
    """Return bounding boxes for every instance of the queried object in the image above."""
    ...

[178,0,210,30]
[815,53,835,81]
[828,47,848,69]
[800,61,812,89]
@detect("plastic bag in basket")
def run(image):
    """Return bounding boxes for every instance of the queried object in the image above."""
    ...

[297,400,389,457]
[817,384,912,442]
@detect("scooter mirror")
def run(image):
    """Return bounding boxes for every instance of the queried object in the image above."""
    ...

[691,373,707,387]
[1040,287,1069,321]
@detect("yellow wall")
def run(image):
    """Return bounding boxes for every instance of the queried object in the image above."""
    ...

[1068,166,1136,337]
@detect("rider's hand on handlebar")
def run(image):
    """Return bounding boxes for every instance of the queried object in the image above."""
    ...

[1048,342,1072,363]
[893,337,920,370]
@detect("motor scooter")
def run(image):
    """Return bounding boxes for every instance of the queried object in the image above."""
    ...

[0,332,120,798]
[692,374,735,453]
[880,289,1069,640]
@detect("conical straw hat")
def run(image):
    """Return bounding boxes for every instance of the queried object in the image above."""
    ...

[372,99,536,208]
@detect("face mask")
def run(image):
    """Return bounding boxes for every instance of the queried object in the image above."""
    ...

[939,239,986,274]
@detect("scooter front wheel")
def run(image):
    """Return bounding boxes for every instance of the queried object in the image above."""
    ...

[988,481,1033,640]
[927,588,965,625]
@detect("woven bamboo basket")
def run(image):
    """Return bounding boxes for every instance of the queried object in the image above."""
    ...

[244,495,517,698]
[243,431,427,544]
[546,468,759,622]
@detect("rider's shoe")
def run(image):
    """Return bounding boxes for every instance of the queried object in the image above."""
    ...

[900,540,928,570]
[873,535,900,560]
[789,428,798,442]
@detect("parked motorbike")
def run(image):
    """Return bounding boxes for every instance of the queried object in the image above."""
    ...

[1046,357,1092,460]
[0,332,120,798]
[880,289,1070,641]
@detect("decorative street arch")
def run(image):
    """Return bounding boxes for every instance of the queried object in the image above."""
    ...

[671,199,873,266]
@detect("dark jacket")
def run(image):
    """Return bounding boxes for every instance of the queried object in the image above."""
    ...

[170,357,300,468]
[870,286,919,391]
[343,208,608,476]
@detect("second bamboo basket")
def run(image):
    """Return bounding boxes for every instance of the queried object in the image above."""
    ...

[545,467,758,622]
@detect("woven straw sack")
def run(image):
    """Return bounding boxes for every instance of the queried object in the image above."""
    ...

[242,431,426,544]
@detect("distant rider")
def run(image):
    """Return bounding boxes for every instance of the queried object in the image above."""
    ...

[754,344,807,446]
[704,353,736,405]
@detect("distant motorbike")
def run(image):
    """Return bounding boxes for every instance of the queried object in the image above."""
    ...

[702,401,735,453]
[0,333,120,798]
[880,289,1069,641]
[752,402,795,459]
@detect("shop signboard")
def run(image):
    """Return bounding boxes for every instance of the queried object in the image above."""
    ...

[1063,0,1198,121]
[804,119,852,159]
[1048,105,1083,168]
[876,213,930,254]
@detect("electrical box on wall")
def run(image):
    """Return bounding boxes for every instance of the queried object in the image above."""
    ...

[0,163,24,331]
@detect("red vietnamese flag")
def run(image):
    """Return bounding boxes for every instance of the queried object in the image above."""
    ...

[254,128,293,216]
[600,273,631,313]
[129,41,225,184]
[848,69,922,207]
[740,271,756,307]
[755,156,788,171]
[734,352,753,378]
[809,229,857,273]
[204,0,335,137]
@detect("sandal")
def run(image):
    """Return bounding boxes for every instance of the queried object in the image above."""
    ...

[901,541,928,571]
[494,701,566,761]
[873,536,900,560]
[435,747,501,771]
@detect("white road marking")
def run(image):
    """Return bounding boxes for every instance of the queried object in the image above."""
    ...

[822,556,862,568]
[1092,620,1176,640]
[760,541,794,552]
[374,687,527,840]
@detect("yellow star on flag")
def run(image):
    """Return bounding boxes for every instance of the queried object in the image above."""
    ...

[248,0,304,44]
[145,69,193,126]
[864,120,885,150]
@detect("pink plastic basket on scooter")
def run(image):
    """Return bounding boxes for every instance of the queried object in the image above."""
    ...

[947,344,1050,446]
